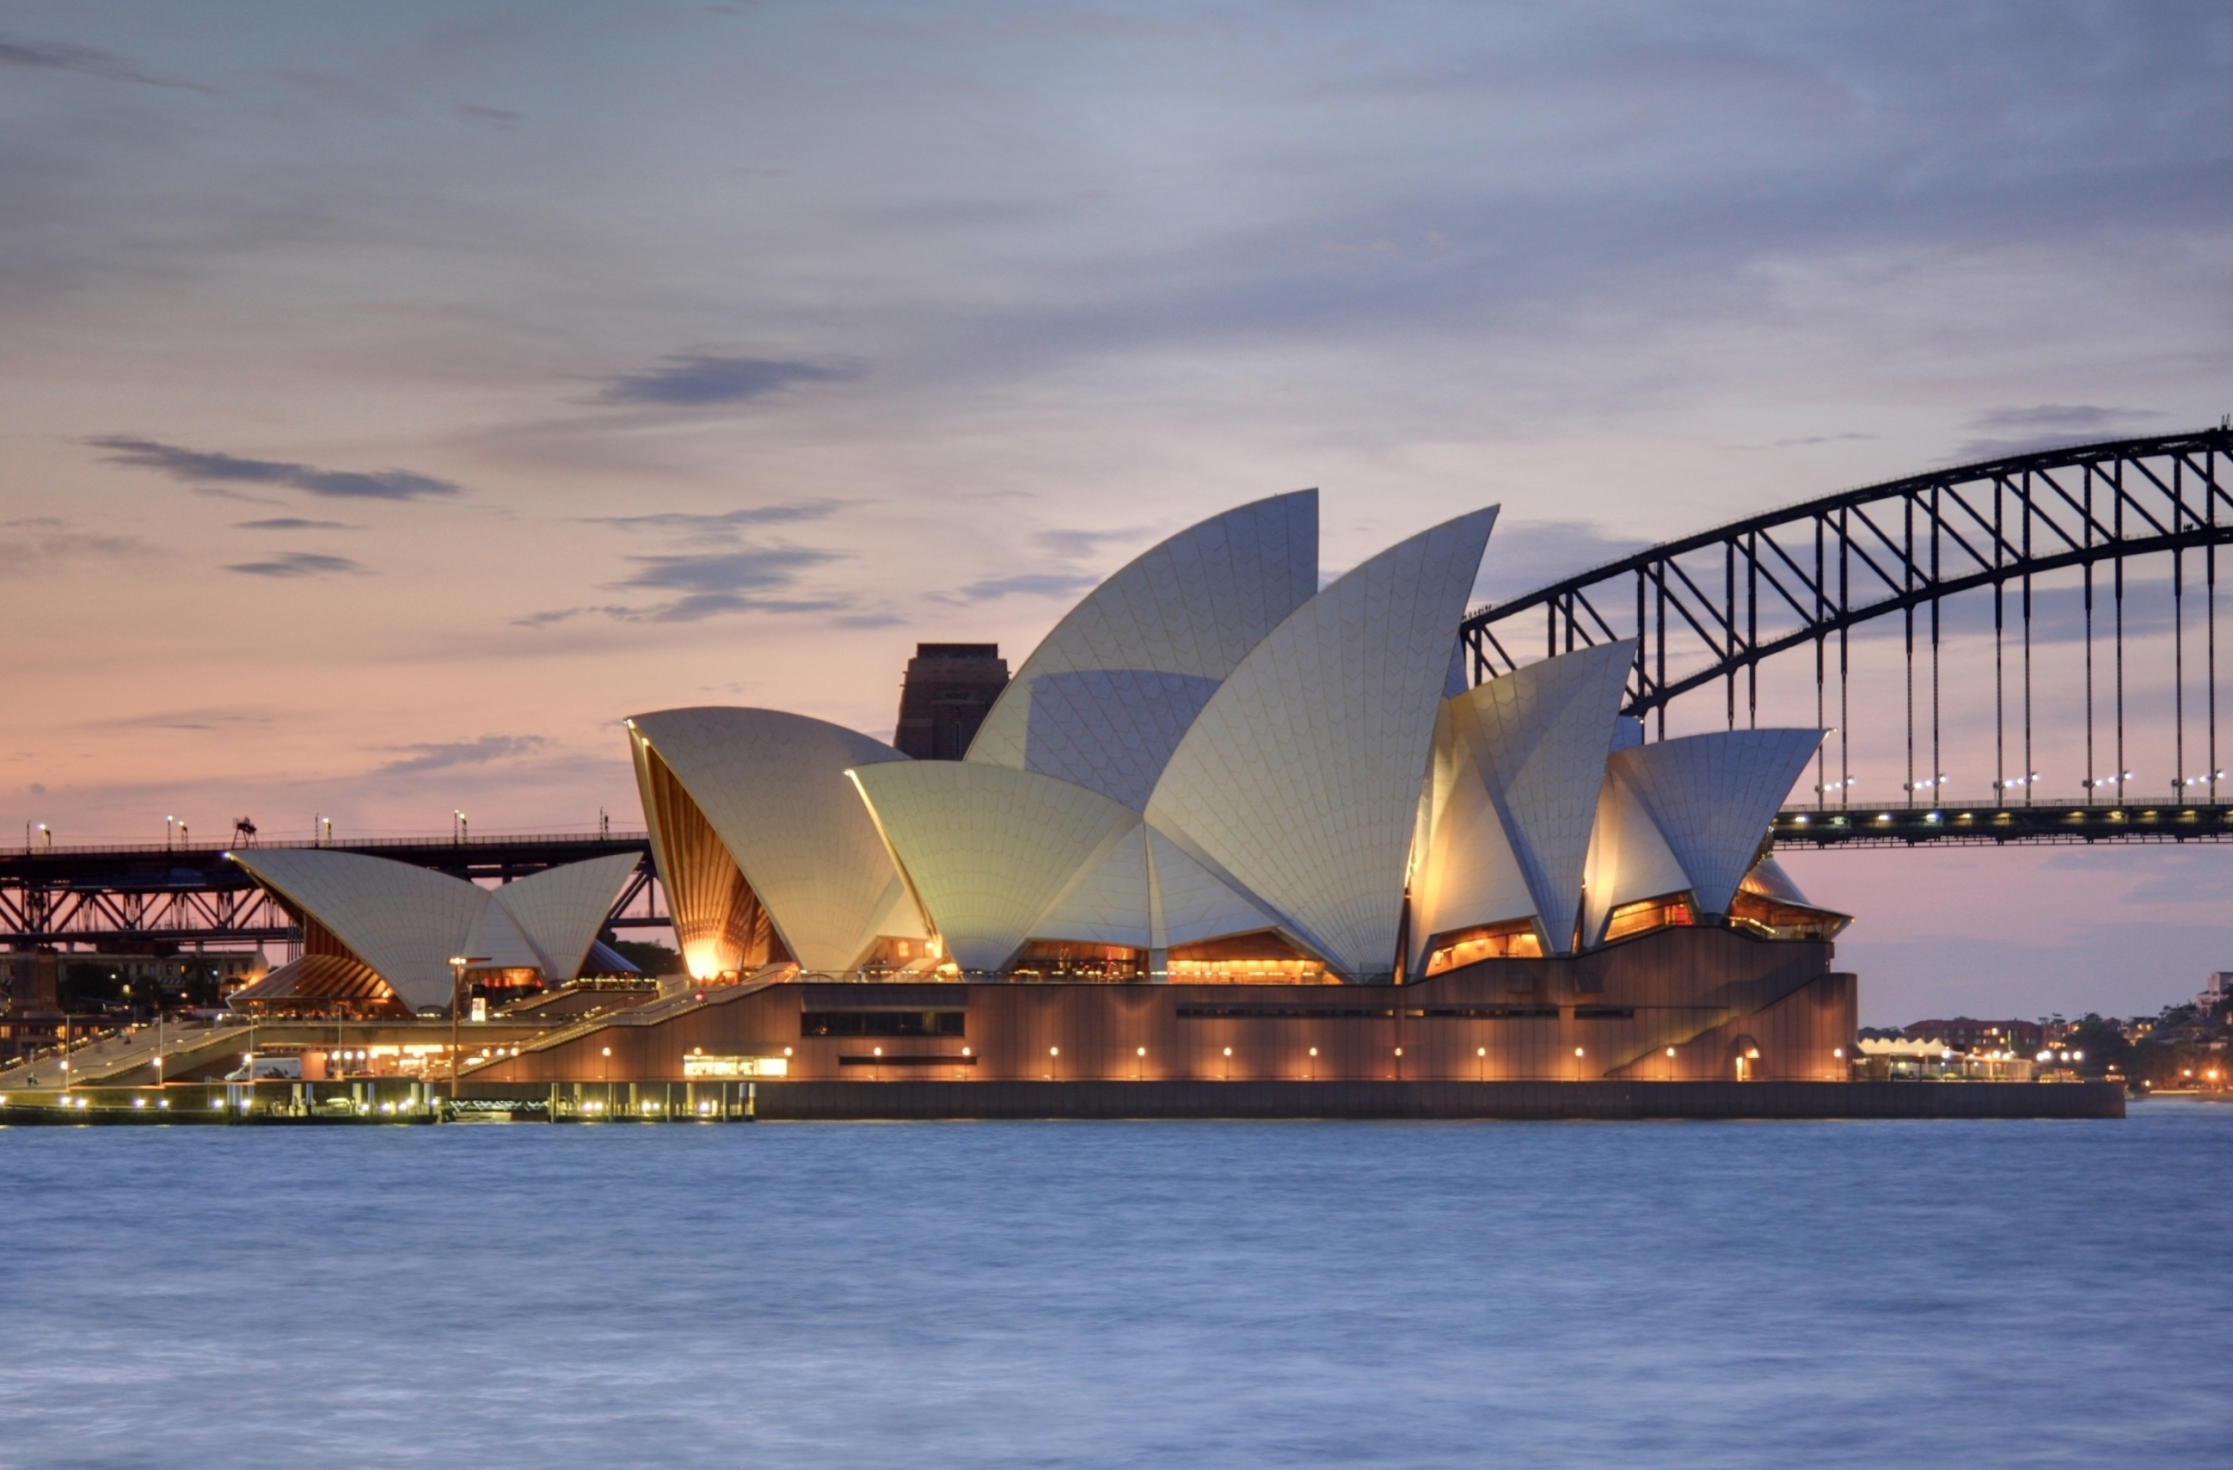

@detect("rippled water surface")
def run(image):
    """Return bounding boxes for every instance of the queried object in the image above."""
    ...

[2,1104,2228,1469]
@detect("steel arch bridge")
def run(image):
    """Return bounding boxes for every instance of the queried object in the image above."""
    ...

[1459,426,2233,847]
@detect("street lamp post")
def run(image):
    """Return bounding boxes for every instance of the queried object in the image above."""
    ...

[447,956,489,1114]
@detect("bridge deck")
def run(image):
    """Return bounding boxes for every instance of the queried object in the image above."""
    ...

[1771,800,2233,847]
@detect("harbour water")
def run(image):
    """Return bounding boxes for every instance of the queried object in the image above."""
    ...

[2,1103,2227,1468]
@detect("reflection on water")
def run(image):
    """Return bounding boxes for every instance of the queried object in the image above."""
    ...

[2,1104,2228,1469]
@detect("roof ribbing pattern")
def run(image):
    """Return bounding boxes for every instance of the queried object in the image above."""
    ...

[1145,507,1499,979]
[851,762,1144,972]
[1609,729,1825,915]
[1411,703,1537,966]
[1441,641,1635,955]
[1022,669,1224,811]
[228,849,506,1011]
[1031,822,1153,948]
[462,901,542,972]
[627,708,922,971]
[489,851,643,981]
[232,849,658,1008]
[1578,766,1693,945]
[966,489,1319,807]
[1145,826,1278,949]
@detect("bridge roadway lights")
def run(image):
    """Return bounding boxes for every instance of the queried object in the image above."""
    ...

[1771,801,2233,847]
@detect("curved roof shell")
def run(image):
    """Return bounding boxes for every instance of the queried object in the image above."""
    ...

[1579,765,1694,944]
[462,900,542,972]
[1609,728,1824,915]
[1438,641,1635,954]
[490,851,643,981]
[1145,506,1499,979]
[628,707,923,972]
[232,849,658,1007]
[1145,825,1279,949]
[1411,699,1537,967]
[1031,822,1152,949]
[966,489,1319,808]
[230,849,491,1011]
[851,762,1144,972]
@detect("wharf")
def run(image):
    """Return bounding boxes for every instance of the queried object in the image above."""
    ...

[0,1078,2125,1123]
[666,1078,2128,1121]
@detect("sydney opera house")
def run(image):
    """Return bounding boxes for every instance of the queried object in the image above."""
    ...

[438,490,1861,1090]
[225,849,643,1017]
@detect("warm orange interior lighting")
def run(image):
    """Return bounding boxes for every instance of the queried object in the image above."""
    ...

[1602,894,1694,943]
[1166,930,1329,984]
[1727,886,1851,940]
[1010,941,1145,980]
[1422,918,1542,976]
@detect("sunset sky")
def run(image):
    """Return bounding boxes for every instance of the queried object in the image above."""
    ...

[5,2,2231,1022]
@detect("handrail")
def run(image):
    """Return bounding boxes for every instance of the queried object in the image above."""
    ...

[7,831,651,860]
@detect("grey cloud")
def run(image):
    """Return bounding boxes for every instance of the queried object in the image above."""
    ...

[1972,405,2160,433]
[456,103,523,126]
[235,517,354,531]
[551,543,856,622]
[624,593,853,623]
[93,436,463,501]
[1031,526,1154,560]
[947,571,1103,603]
[618,545,841,594]
[0,521,152,572]
[581,505,841,541]
[598,355,857,407]
[1953,407,2166,462]
[0,35,213,91]
[376,734,546,775]
[511,607,595,629]
[224,552,368,578]
[1748,433,1881,450]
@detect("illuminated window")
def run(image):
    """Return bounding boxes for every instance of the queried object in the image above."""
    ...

[1165,931,1329,984]
[1603,894,1695,943]
[1421,919,1542,976]
[1007,941,1146,981]
[1727,885,1851,941]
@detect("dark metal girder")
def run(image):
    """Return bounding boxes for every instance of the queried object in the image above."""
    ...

[1769,801,2233,848]
[1463,429,2233,719]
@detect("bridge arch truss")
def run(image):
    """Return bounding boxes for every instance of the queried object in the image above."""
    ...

[1461,428,2233,815]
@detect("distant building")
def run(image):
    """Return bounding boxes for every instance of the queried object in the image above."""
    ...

[1902,1017,2045,1053]
[2199,973,2232,1015]
[893,643,1009,759]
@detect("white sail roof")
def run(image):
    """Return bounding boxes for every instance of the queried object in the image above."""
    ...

[462,900,542,972]
[1410,700,1538,968]
[1439,641,1635,954]
[1030,821,1153,948]
[1609,728,1825,915]
[1145,507,1499,979]
[1146,825,1280,949]
[851,762,1144,972]
[966,490,1319,808]
[1579,765,1693,944]
[229,849,488,1011]
[627,707,924,971]
[491,852,643,981]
